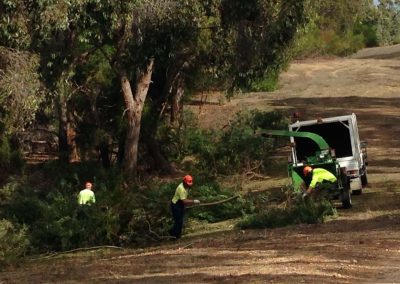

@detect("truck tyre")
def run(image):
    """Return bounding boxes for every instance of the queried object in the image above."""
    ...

[341,188,352,209]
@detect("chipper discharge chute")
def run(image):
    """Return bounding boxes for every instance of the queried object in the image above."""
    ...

[260,129,352,209]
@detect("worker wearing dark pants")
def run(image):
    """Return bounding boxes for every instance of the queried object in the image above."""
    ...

[314,181,338,199]
[169,175,200,239]
[170,200,185,239]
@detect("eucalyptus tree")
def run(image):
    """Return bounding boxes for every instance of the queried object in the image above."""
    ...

[0,0,99,162]
[0,48,44,138]
[66,0,206,178]
[1,0,309,179]
[0,0,31,49]
[308,0,374,33]
[2,0,207,176]
[377,0,400,45]
[72,0,308,177]
[217,0,307,90]
[0,1,45,159]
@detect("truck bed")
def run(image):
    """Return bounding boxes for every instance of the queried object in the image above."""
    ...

[291,121,353,162]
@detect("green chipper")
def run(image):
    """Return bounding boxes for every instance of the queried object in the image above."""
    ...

[260,129,352,209]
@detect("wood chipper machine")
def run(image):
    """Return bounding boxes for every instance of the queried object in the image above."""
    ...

[260,129,352,209]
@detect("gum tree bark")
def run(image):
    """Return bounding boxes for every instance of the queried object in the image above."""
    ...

[121,58,154,178]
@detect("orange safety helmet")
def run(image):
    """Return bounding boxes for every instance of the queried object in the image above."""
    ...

[183,175,193,186]
[303,166,313,176]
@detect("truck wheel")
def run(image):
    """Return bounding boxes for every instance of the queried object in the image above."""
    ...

[341,188,352,209]
[361,172,368,187]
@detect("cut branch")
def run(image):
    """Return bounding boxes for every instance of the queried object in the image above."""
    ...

[187,195,240,209]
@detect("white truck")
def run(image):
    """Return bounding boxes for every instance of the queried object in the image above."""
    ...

[288,113,368,194]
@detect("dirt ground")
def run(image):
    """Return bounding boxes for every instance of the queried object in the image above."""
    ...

[2,45,400,284]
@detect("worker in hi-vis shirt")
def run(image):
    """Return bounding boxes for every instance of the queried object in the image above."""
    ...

[169,175,200,239]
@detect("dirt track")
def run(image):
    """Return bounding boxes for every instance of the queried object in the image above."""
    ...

[2,45,400,283]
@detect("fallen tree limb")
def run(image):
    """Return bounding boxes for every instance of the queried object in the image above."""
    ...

[187,195,240,209]
[31,246,124,260]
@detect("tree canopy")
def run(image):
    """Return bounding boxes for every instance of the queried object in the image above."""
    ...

[0,0,395,178]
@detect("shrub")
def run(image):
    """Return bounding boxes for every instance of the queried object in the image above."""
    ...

[157,110,218,164]
[29,192,120,251]
[118,177,254,242]
[237,198,336,229]
[158,109,289,175]
[188,181,253,223]
[209,110,288,174]
[117,182,174,244]
[325,31,365,56]
[0,219,29,266]
[0,138,11,168]
[250,68,280,92]
[294,24,367,58]
[0,163,123,252]
[354,21,378,47]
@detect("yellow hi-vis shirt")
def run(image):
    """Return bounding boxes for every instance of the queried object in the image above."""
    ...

[171,183,188,204]
[310,168,337,188]
[78,189,96,205]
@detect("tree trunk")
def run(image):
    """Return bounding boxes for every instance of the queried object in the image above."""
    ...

[121,59,154,179]
[170,75,184,126]
[67,110,79,162]
[99,140,111,169]
[58,93,69,163]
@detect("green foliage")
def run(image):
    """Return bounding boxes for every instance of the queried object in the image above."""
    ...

[237,198,336,229]
[355,21,379,47]
[156,110,218,163]
[116,177,252,243]
[325,31,365,56]
[206,110,288,174]
[0,0,31,48]
[218,0,307,91]
[0,137,25,178]
[294,25,367,58]
[377,0,400,45]
[0,47,45,136]
[0,138,11,168]
[158,109,289,175]
[0,219,29,266]
[0,162,124,252]
[189,182,252,223]
[250,69,280,92]
[293,23,325,58]
[294,0,378,57]
[116,182,174,244]
[30,198,120,251]
[0,0,310,177]
[0,164,257,252]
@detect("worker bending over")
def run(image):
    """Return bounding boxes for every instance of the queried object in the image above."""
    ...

[302,166,337,197]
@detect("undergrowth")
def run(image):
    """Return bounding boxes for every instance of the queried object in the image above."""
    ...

[237,197,337,229]
[0,109,327,266]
